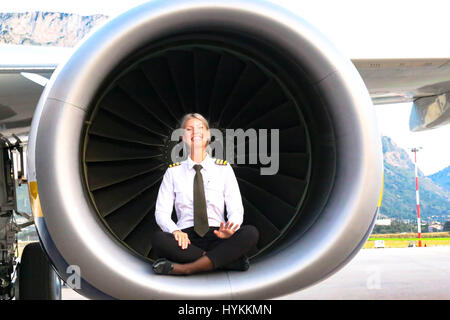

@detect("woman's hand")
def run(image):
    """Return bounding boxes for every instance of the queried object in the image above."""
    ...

[214,221,239,239]
[173,230,191,250]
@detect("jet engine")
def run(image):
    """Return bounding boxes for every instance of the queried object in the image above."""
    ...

[27,0,383,299]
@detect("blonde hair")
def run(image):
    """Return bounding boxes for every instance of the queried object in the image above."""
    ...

[180,113,211,146]
[180,113,210,130]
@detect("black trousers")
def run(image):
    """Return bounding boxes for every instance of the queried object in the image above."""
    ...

[151,225,259,269]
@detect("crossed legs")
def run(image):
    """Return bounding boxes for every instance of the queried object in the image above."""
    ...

[151,225,259,275]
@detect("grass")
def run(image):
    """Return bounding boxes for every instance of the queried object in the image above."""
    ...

[369,237,450,241]
[364,231,450,248]
[364,238,450,248]
[371,232,450,238]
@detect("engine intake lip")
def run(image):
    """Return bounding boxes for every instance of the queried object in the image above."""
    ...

[28,0,382,299]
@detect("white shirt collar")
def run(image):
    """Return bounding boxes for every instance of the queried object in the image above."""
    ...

[186,153,213,172]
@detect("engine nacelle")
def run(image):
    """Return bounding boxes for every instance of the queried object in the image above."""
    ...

[27,0,382,299]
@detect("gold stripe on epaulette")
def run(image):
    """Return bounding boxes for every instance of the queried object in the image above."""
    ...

[215,159,227,165]
[169,162,180,168]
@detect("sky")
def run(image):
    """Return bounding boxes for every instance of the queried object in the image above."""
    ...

[374,103,450,175]
[1,0,449,174]
[3,0,450,58]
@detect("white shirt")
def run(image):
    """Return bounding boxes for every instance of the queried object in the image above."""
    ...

[154,153,244,234]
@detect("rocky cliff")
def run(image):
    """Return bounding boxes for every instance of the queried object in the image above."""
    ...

[0,12,108,46]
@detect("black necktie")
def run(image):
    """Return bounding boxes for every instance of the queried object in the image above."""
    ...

[193,164,209,237]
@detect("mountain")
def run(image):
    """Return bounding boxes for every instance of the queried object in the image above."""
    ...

[380,136,450,221]
[0,12,108,46]
[427,166,450,193]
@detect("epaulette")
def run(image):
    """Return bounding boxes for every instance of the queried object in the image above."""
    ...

[168,162,181,168]
[215,159,227,165]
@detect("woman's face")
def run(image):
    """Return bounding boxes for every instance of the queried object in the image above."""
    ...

[182,118,210,150]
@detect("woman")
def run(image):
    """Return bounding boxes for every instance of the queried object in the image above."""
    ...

[151,113,259,275]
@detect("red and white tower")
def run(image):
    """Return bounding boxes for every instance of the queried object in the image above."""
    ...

[411,147,422,247]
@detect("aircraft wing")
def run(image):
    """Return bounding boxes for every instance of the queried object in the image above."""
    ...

[0,69,52,136]
[0,45,71,137]
[354,58,450,131]
[1,45,449,135]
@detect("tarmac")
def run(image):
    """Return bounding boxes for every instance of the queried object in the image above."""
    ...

[62,246,450,300]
